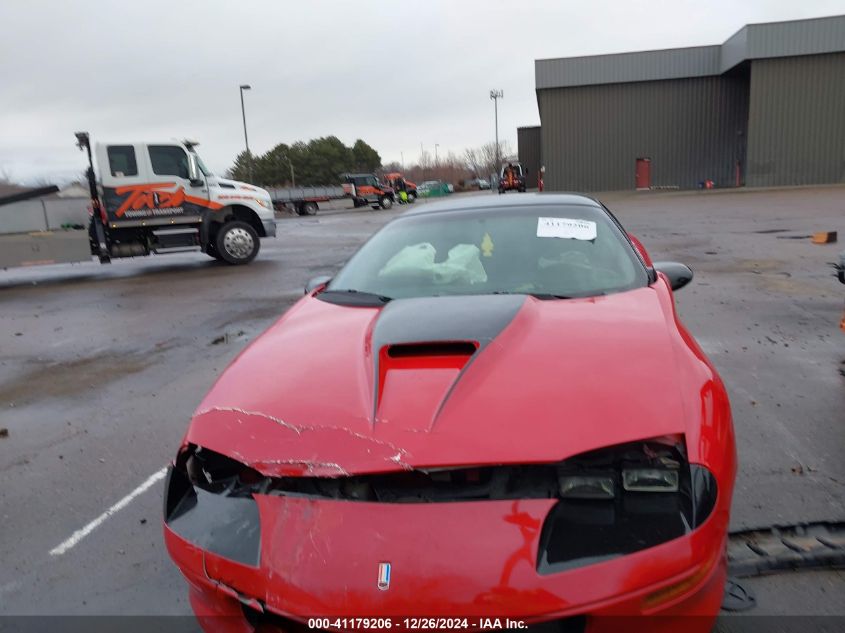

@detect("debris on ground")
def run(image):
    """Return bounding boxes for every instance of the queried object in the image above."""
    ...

[0,428,8,438]
[210,330,247,345]
[811,231,837,244]
[728,522,845,578]
[722,578,757,612]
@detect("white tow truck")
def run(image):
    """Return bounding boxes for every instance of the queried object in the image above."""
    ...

[0,133,276,269]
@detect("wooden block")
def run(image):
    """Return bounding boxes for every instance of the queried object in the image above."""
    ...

[811,231,837,244]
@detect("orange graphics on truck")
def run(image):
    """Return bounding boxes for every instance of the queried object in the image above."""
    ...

[104,182,223,221]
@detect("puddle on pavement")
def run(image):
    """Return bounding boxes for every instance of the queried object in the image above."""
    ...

[0,348,167,407]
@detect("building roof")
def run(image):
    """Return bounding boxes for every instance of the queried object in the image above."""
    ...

[536,14,845,89]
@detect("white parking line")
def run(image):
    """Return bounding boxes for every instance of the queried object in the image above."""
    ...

[49,466,168,557]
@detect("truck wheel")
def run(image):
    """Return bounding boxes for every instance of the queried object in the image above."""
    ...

[379,196,393,210]
[215,221,260,265]
[407,191,417,203]
[298,201,318,216]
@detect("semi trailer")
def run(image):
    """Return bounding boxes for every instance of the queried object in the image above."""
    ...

[0,133,276,269]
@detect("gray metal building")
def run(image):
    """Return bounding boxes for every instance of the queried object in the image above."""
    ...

[517,126,542,188]
[531,15,845,192]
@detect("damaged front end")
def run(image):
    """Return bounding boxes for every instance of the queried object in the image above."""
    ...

[165,436,717,577]
[164,446,263,567]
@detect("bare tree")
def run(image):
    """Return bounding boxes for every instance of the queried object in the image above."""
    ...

[464,141,513,177]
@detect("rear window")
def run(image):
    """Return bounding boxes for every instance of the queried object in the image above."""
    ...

[107,145,138,177]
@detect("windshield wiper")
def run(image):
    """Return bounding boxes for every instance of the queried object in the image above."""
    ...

[492,290,606,300]
[492,290,574,300]
[321,288,393,304]
[539,291,608,299]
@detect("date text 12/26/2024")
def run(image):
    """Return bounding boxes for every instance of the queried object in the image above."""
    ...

[307,618,528,630]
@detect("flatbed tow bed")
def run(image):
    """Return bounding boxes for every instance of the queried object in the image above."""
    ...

[268,173,395,215]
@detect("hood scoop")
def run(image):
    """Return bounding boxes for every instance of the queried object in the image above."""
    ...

[376,341,478,433]
[386,341,478,358]
[369,295,527,432]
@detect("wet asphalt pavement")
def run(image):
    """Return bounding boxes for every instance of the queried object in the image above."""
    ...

[0,187,843,622]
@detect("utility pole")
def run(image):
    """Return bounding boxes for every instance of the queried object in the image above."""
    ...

[400,151,404,169]
[435,144,440,166]
[239,84,252,182]
[490,89,503,172]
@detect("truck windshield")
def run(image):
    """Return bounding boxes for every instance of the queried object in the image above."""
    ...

[326,205,649,302]
[195,155,213,177]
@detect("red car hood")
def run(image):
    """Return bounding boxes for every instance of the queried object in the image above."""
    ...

[188,285,695,476]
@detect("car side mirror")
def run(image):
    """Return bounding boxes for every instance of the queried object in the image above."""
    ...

[187,154,203,186]
[653,261,693,291]
[304,275,332,295]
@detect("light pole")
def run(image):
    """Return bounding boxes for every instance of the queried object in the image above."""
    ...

[284,155,295,187]
[489,89,503,172]
[239,84,252,182]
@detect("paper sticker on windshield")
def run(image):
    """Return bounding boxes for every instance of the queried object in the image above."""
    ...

[537,217,597,241]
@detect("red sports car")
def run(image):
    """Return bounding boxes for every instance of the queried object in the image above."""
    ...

[164,194,736,632]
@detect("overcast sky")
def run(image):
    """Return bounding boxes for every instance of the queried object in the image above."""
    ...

[1,0,843,184]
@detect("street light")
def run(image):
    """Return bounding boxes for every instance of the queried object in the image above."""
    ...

[285,155,295,187]
[490,89,503,172]
[239,84,252,182]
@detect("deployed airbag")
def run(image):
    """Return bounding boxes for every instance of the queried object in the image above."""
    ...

[379,243,487,285]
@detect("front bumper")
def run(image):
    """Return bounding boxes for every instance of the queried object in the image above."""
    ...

[262,218,277,238]
[165,470,729,632]
[175,555,724,633]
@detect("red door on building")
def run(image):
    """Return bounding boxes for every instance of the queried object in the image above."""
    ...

[635,158,651,189]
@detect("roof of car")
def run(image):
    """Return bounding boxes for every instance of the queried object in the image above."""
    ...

[402,192,603,217]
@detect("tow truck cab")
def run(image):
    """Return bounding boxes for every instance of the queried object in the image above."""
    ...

[96,140,275,264]
[341,173,395,209]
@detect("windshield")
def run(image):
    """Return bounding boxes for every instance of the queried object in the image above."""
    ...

[194,153,212,177]
[326,204,648,302]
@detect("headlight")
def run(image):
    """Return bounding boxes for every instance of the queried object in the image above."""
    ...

[559,474,615,499]
[537,436,718,575]
[622,468,679,492]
